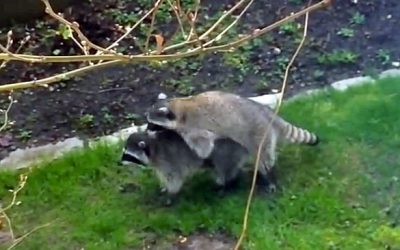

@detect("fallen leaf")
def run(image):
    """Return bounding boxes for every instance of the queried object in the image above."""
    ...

[153,34,164,55]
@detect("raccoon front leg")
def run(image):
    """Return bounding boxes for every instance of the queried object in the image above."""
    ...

[179,128,218,159]
[155,171,184,206]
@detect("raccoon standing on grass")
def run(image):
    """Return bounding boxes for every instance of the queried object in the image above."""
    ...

[120,123,249,205]
[145,90,320,192]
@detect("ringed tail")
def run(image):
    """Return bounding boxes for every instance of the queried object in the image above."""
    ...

[283,122,319,145]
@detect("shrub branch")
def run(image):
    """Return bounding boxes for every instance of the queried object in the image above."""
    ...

[0,0,331,92]
[234,7,311,250]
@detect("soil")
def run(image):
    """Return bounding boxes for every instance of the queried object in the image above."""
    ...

[0,0,399,159]
[143,232,235,250]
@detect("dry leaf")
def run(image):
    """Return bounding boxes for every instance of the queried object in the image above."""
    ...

[153,34,164,54]
[187,12,195,22]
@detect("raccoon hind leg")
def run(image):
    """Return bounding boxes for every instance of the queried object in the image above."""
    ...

[255,136,278,193]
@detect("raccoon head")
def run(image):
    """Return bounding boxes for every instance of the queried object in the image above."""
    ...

[145,100,177,129]
[120,132,151,166]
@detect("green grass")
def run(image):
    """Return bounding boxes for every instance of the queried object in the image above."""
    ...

[1,77,400,249]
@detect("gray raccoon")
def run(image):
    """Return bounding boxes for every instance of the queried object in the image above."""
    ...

[145,90,319,192]
[120,123,248,205]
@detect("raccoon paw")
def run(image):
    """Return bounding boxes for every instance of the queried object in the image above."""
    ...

[164,197,173,207]
[266,183,277,193]
[161,194,178,207]
[119,183,140,193]
[160,187,167,194]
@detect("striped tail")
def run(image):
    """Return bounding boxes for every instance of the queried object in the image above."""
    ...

[283,122,319,145]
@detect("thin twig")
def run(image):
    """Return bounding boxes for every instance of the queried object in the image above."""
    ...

[0,0,329,65]
[0,93,14,131]
[14,35,31,54]
[40,0,113,55]
[1,33,31,69]
[6,221,55,250]
[186,0,201,41]
[0,174,28,247]
[167,0,186,38]
[198,0,248,40]
[0,0,330,92]
[72,87,130,94]
[1,212,14,240]
[70,31,88,55]
[0,60,121,92]
[144,0,164,53]
[0,44,39,63]
[98,0,164,56]
[233,10,310,250]
[1,175,28,212]
[0,93,15,241]
[179,2,203,48]
[117,0,243,54]
[202,0,254,47]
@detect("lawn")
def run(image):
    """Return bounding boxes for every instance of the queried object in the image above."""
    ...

[1,76,400,250]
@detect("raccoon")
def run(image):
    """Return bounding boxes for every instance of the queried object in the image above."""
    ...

[145,90,319,192]
[120,123,249,205]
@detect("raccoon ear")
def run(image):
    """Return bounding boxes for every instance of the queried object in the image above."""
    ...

[158,107,169,114]
[138,141,146,148]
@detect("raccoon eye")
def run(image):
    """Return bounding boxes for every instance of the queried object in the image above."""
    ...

[138,141,146,148]
[158,107,169,114]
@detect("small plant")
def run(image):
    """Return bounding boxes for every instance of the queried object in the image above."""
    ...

[165,78,196,95]
[17,129,32,141]
[255,79,269,91]
[317,50,359,65]
[337,27,355,38]
[279,21,300,35]
[223,51,250,74]
[376,49,391,65]
[78,114,94,128]
[313,69,325,80]
[103,113,114,124]
[276,56,290,74]
[107,10,140,26]
[350,11,365,25]
[125,113,140,121]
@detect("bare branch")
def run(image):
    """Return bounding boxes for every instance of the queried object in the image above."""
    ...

[6,220,55,250]
[144,0,165,53]
[0,60,120,92]
[1,212,14,240]
[0,93,14,131]
[40,0,113,55]
[0,44,39,63]
[101,0,164,54]
[167,0,186,39]
[233,9,311,250]
[0,0,330,92]
[186,0,201,42]
[202,0,254,47]
[198,0,247,40]
[0,173,28,247]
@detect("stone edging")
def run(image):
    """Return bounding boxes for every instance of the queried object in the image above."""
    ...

[1,68,399,171]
